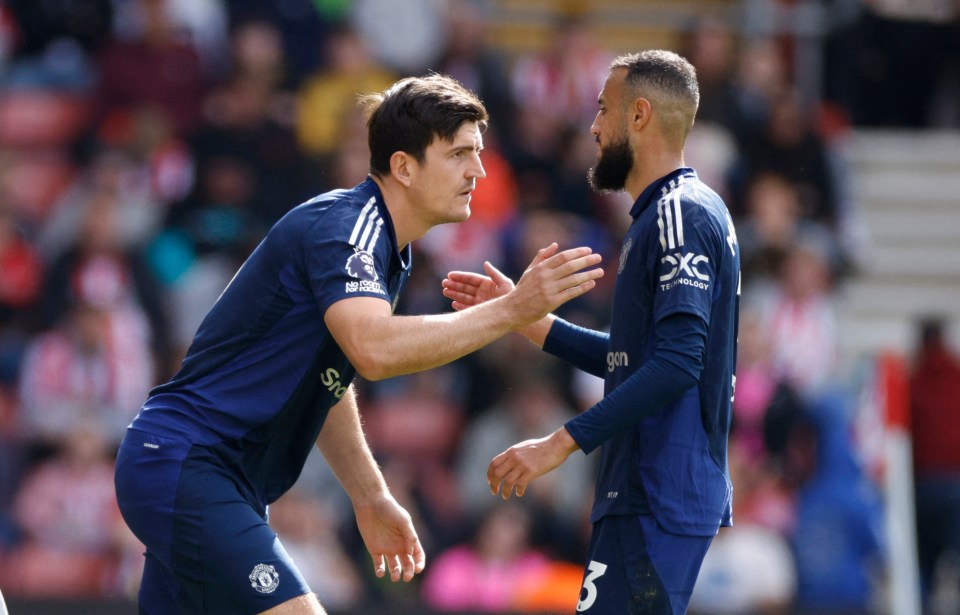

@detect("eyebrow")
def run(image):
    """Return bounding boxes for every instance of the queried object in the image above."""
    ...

[449,142,483,154]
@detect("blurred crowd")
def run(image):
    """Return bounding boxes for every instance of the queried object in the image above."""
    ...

[0,0,958,613]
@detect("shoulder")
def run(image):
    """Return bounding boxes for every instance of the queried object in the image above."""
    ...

[672,177,733,238]
[278,181,383,247]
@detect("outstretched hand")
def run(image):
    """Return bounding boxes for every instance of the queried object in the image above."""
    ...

[442,243,603,328]
[442,259,515,310]
[354,493,426,583]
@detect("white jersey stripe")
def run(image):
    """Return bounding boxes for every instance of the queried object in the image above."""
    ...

[348,197,377,245]
[663,189,676,250]
[657,198,667,251]
[356,208,380,251]
[366,218,385,253]
[673,182,685,248]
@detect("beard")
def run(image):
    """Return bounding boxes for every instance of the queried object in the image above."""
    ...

[588,134,633,193]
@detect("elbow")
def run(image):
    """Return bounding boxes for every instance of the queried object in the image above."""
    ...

[659,349,703,389]
[348,346,395,382]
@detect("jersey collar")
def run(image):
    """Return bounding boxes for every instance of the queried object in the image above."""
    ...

[629,167,697,219]
[362,177,412,271]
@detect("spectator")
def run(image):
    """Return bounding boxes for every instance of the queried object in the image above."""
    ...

[227,17,290,90]
[17,291,152,448]
[0,425,132,598]
[681,14,749,137]
[735,88,841,228]
[909,318,960,607]
[786,393,885,614]
[737,172,843,283]
[422,503,559,613]
[507,13,612,179]
[296,23,396,160]
[751,233,841,398]
[434,0,516,142]
[37,185,165,369]
[95,0,206,137]
[0,201,43,333]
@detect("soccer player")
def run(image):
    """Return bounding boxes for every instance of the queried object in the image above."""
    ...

[443,51,741,614]
[114,74,603,615]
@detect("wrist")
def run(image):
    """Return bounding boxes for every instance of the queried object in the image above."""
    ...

[518,314,555,347]
[551,426,580,457]
[342,476,390,508]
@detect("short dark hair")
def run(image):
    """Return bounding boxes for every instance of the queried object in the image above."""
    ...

[361,74,488,177]
[610,50,700,142]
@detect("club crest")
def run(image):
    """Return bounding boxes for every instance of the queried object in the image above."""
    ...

[249,563,279,594]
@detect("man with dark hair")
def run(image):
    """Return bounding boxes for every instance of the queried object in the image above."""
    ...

[115,74,603,615]
[444,50,741,614]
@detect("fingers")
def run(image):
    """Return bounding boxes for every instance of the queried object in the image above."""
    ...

[483,261,512,287]
[544,249,603,275]
[556,277,600,303]
[374,553,412,583]
[442,273,488,308]
[400,528,424,581]
[530,243,559,267]
[444,271,488,286]
[542,253,604,298]
[389,555,402,582]
[487,454,527,500]
[373,536,425,583]
[410,536,427,575]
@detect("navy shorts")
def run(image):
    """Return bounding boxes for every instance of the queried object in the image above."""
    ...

[115,429,311,614]
[575,515,713,615]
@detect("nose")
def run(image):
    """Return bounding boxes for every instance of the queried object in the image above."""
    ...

[590,115,601,137]
[468,153,486,180]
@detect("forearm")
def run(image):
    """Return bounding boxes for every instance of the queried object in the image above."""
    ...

[316,386,387,504]
[333,295,525,381]
[542,317,609,377]
[564,312,707,453]
[565,350,699,453]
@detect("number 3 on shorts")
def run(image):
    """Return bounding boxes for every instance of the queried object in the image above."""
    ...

[576,560,608,612]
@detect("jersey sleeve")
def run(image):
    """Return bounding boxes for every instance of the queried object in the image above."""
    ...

[542,318,609,378]
[652,194,725,325]
[303,205,392,316]
[564,312,707,453]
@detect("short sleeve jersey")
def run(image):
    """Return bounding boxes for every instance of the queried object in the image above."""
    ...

[131,178,410,505]
[593,168,739,535]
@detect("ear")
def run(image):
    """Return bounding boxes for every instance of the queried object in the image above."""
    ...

[389,151,413,187]
[630,97,653,132]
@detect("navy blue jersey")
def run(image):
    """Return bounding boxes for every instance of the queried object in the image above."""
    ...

[558,168,739,536]
[130,178,410,506]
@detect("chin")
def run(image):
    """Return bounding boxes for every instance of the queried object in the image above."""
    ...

[452,200,471,222]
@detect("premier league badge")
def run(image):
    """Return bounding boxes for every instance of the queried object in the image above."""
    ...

[345,249,378,282]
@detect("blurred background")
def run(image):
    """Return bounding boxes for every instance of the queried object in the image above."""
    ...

[0,0,958,613]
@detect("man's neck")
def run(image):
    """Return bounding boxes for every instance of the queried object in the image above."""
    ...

[624,150,685,202]
[369,174,424,249]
